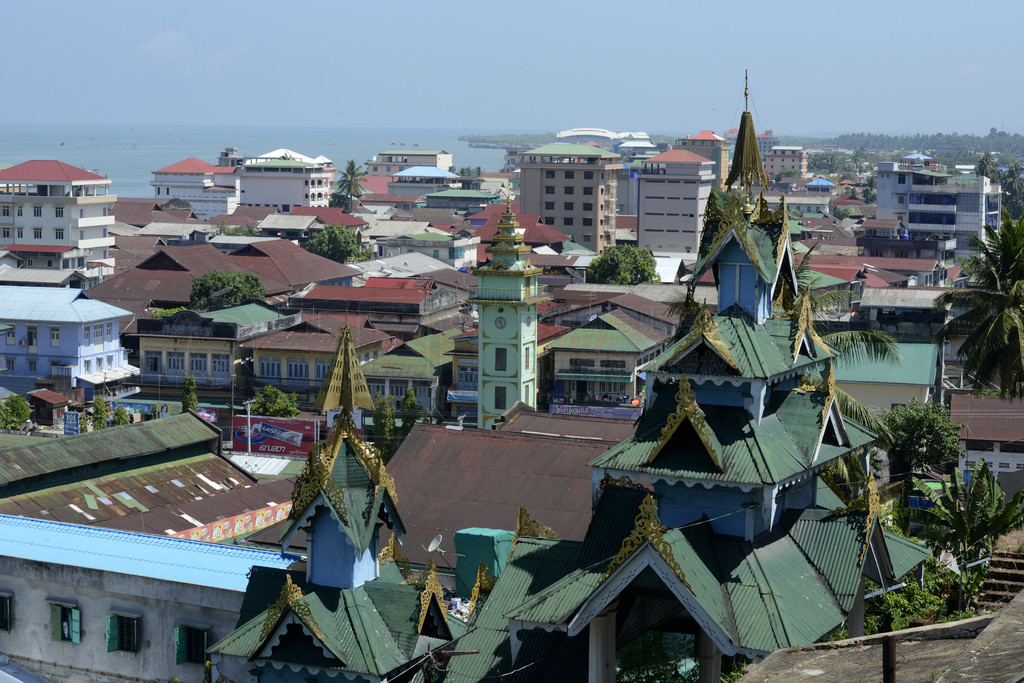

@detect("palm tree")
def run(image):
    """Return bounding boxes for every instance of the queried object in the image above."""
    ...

[975,151,999,182]
[936,211,1024,396]
[334,160,366,211]
[1002,161,1024,219]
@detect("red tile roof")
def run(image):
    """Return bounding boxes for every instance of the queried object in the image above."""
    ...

[227,239,359,287]
[0,160,108,183]
[615,215,638,231]
[688,130,726,141]
[466,203,520,222]
[4,244,74,253]
[647,149,711,164]
[364,277,434,291]
[387,424,610,564]
[289,206,368,227]
[359,176,392,195]
[154,158,219,174]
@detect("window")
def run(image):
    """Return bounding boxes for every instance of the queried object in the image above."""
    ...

[16,207,22,217]
[84,359,91,373]
[315,358,330,380]
[563,217,574,226]
[898,173,906,184]
[175,626,208,665]
[83,325,90,344]
[544,186,555,195]
[287,358,309,379]
[544,201,554,211]
[525,346,531,370]
[51,604,80,643]
[0,595,8,631]
[563,202,574,211]
[28,359,36,373]
[55,206,64,218]
[583,186,594,195]
[107,354,114,368]
[544,217,554,225]
[33,206,42,218]
[107,614,139,653]
[564,186,574,195]
[583,218,593,227]
[16,228,22,239]
[545,170,555,179]
[495,347,507,371]
[50,326,60,347]
[494,385,507,410]
[167,352,185,376]
[144,352,161,373]
[1000,462,1010,470]
[46,259,53,268]
[584,171,594,180]
[26,326,36,347]
[106,322,112,338]
[583,202,593,212]
[4,327,13,344]
[94,324,103,343]
[97,357,103,371]
[564,170,575,179]
[1,227,7,238]
[260,356,282,378]
[189,354,207,375]
[3,358,10,371]
[600,360,627,368]
[212,354,230,375]
[0,206,7,216]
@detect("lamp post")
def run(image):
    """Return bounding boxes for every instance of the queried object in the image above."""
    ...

[243,398,255,454]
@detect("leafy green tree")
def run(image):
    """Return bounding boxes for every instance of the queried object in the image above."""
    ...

[0,395,30,429]
[113,405,131,426]
[935,212,1024,396]
[586,245,659,285]
[883,397,963,478]
[912,460,1024,605]
[190,271,267,311]
[92,395,108,431]
[250,385,300,418]
[975,151,1000,183]
[832,206,853,221]
[305,224,372,264]
[773,167,801,182]
[372,392,397,463]
[181,374,198,413]
[616,631,695,682]
[333,159,365,210]
[152,306,186,319]
[1002,161,1024,219]
[397,388,422,444]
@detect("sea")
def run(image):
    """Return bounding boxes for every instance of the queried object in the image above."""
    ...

[0,124,509,199]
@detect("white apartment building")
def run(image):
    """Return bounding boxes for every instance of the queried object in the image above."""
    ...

[636,150,714,254]
[237,150,335,213]
[876,157,1001,256]
[0,161,115,285]
[365,149,454,176]
[151,158,239,220]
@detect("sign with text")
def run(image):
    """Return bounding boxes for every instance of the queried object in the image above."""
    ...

[550,404,642,421]
[231,415,316,456]
[63,411,80,435]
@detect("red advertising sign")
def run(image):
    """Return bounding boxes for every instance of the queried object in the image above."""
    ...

[231,416,317,456]
[174,502,292,542]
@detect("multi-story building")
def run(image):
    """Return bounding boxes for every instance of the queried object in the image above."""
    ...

[0,286,135,399]
[636,149,714,253]
[365,149,453,176]
[237,150,335,213]
[518,144,622,252]
[856,218,957,264]
[386,166,461,195]
[151,158,239,220]
[382,230,480,270]
[876,159,1001,256]
[757,128,780,158]
[673,130,730,189]
[0,160,115,285]
[764,146,808,178]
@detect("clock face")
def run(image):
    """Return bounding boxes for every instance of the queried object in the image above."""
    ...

[494,316,507,329]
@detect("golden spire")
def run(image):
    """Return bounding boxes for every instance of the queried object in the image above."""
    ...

[725,70,769,213]
[315,325,373,415]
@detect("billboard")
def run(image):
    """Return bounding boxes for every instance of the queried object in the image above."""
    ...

[231,415,317,456]
[174,501,292,542]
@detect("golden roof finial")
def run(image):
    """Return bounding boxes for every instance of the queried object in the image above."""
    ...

[725,72,769,214]
[315,325,374,416]
[744,68,749,109]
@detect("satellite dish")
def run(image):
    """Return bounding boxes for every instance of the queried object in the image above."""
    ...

[426,534,445,555]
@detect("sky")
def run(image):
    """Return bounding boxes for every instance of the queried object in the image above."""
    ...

[5,0,1023,138]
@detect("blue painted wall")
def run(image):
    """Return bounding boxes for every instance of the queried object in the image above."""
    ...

[656,482,756,538]
[307,506,378,589]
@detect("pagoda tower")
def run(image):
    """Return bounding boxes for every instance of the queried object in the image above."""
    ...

[467,198,549,429]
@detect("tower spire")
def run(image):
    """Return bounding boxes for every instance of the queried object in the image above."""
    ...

[315,325,374,417]
[724,71,769,214]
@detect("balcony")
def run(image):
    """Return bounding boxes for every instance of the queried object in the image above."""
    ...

[467,284,548,303]
[71,216,113,229]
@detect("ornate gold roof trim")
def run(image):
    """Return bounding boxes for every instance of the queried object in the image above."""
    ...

[510,506,558,553]
[859,473,881,565]
[379,532,411,576]
[466,562,495,620]
[258,575,325,645]
[647,376,720,468]
[418,563,448,633]
[598,494,690,590]
[291,441,350,524]
[599,473,647,491]
[792,294,831,363]
[316,326,373,414]
[724,109,770,195]
[660,305,738,371]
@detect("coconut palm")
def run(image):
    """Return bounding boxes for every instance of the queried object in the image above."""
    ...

[334,160,366,211]
[935,211,1024,396]
[975,151,999,182]
[1002,161,1024,219]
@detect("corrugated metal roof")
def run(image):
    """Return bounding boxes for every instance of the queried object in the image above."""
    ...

[950,394,1024,442]
[859,287,946,309]
[0,514,298,591]
[835,342,938,386]
[0,286,130,322]
[203,302,286,325]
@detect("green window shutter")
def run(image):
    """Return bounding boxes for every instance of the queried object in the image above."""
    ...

[106,615,117,652]
[51,604,61,641]
[70,608,80,644]
[200,629,208,663]
[174,626,185,665]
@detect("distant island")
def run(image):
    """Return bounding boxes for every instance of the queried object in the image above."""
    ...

[460,132,678,149]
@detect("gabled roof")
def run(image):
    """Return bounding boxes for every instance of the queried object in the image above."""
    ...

[688,130,727,141]
[0,160,108,183]
[228,239,359,287]
[154,158,221,174]
[289,206,367,227]
[646,149,712,164]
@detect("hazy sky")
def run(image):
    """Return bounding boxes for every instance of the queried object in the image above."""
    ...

[5,0,1021,138]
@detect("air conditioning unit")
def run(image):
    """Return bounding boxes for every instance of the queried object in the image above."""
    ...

[17,340,25,346]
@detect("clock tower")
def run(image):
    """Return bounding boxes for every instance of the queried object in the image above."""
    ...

[468,199,548,429]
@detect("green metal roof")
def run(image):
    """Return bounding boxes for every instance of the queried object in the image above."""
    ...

[547,313,656,354]
[883,530,932,579]
[363,355,438,379]
[524,143,619,157]
[693,193,792,287]
[835,342,938,386]
[804,270,848,288]
[403,329,460,367]
[399,232,452,241]
[204,303,286,325]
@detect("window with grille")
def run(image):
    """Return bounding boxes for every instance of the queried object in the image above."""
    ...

[51,604,80,643]
[0,595,9,631]
[175,625,208,664]
[107,614,138,653]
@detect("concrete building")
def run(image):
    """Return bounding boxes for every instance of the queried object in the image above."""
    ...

[0,160,116,286]
[382,230,479,270]
[673,130,730,189]
[518,144,622,252]
[636,149,714,253]
[876,157,1001,256]
[365,149,453,176]
[757,129,780,158]
[151,158,239,220]
[953,394,1024,476]
[386,166,460,195]
[0,286,136,399]
[764,146,808,178]
[237,150,335,213]
[856,218,957,263]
